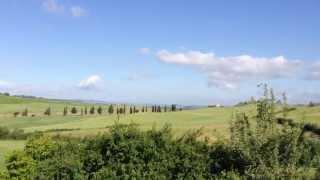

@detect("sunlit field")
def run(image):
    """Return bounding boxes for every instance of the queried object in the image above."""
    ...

[1,95,320,168]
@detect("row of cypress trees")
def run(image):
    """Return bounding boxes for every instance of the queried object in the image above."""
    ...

[13,104,182,117]
[62,106,103,116]
[151,104,179,112]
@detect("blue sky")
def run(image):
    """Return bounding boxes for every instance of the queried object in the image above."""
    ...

[0,0,320,105]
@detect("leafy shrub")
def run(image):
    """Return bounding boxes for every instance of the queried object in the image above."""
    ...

[4,124,212,179]
[25,135,57,161]
[10,129,28,140]
[229,86,319,178]
[34,141,83,179]
[5,150,36,178]
[0,126,30,140]
[0,169,9,179]
[209,143,250,175]
[4,120,320,179]
[0,126,10,139]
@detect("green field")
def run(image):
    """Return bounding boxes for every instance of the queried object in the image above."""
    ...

[0,95,253,137]
[0,94,320,168]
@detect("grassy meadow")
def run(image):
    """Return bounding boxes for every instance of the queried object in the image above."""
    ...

[0,94,319,169]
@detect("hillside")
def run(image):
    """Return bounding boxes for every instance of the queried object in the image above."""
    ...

[0,95,319,137]
[0,95,320,171]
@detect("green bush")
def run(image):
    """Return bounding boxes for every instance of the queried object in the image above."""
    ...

[0,126,10,139]
[229,86,319,178]
[25,135,57,161]
[209,143,250,175]
[5,150,36,178]
[34,142,83,179]
[10,129,28,140]
[4,120,320,179]
[0,126,30,140]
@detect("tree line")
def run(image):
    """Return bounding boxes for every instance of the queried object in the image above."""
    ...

[13,104,182,117]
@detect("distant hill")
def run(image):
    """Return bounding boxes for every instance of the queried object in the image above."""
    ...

[0,94,109,105]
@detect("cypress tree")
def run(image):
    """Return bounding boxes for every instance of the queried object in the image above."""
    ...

[97,106,103,115]
[130,107,133,114]
[44,107,51,116]
[84,107,88,115]
[108,105,114,115]
[171,104,176,112]
[63,107,68,116]
[90,106,95,114]
[22,108,28,116]
[71,107,77,114]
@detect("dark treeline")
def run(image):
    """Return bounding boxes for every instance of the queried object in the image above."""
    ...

[151,104,181,113]
[12,104,182,118]
[0,92,10,96]
[2,86,320,179]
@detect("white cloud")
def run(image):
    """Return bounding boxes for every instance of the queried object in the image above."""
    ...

[78,75,104,90]
[307,62,320,80]
[70,6,86,17]
[42,0,64,14]
[157,50,213,65]
[156,50,301,89]
[139,48,151,55]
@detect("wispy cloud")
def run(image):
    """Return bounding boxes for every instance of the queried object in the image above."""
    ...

[42,0,64,14]
[42,0,87,17]
[139,48,151,55]
[70,6,86,17]
[306,62,320,80]
[78,75,104,91]
[156,50,301,89]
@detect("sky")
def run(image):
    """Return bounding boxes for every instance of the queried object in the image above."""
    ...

[0,0,320,105]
